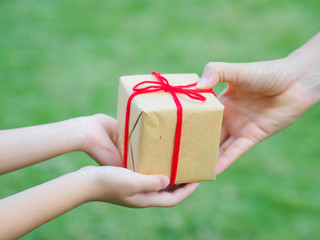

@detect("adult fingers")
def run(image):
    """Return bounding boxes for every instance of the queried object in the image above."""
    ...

[219,136,236,157]
[216,137,255,174]
[220,127,229,145]
[196,62,252,89]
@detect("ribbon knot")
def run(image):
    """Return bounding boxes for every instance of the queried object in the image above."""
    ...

[132,71,209,101]
[124,72,216,185]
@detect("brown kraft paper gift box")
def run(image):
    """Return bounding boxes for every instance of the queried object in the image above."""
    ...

[116,73,224,184]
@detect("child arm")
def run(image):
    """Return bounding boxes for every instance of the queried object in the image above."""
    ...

[0,118,83,174]
[0,171,88,239]
[0,167,199,239]
[0,114,122,174]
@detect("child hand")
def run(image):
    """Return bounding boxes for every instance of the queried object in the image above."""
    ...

[79,114,123,167]
[79,166,200,208]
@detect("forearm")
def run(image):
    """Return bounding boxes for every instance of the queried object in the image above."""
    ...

[0,171,90,239]
[0,118,83,174]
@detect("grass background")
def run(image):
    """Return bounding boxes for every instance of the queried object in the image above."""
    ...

[1,0,320,239]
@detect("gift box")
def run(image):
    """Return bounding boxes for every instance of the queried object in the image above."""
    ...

[116,72,224,185]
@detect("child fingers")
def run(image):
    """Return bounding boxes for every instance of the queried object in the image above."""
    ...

[131,174,170,193]
[130,182,199,207]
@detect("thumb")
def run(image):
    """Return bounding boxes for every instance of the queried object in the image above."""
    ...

[132,174,170,193]
[196,62,250,89]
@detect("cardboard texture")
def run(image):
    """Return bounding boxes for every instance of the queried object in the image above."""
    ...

[116,74,224,184]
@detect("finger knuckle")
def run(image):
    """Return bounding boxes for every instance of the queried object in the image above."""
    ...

[125,181,140,194]
[205,62,216,70]
[94,113,108,119]
[206,62,223,70]
[154,177,164,191]
[148,183,161,193]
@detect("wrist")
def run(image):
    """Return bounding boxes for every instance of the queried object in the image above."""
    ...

[75,167,101,202]
[285,33,320,105]
[76,115,96,154]
[66,115,101,153]
[285,55,320,106]
[306,78,320,105]
[71,116,90,152]
[60,171,93,205]
[59,117,86,152]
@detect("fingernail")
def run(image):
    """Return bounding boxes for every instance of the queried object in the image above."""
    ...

[163,176,170,187]
[196,77,209,89]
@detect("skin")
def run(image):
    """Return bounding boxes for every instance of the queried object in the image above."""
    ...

[0,114,199,239]
[197,32,320,174]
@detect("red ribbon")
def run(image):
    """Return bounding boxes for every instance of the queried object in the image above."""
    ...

[123,72,216,185]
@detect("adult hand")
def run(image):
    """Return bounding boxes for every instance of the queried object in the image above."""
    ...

[197,32,320,174]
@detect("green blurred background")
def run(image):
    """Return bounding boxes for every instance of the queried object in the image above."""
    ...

[1,0,320,239]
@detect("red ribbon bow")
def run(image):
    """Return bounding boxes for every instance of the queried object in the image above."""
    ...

[124,71,216,185]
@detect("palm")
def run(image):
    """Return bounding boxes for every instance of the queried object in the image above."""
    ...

[217,79,311,174]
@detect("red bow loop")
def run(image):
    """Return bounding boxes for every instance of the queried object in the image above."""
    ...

[132,81,163,92]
